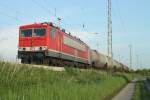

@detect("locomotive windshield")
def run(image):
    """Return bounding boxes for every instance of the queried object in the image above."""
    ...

[20,28,46,37]
[20,29,32,37]
[34,29,46,36]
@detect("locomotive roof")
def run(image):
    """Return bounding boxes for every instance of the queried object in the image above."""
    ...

[44,22,89,47]
[20,22,89,47]
[19,22,128,69]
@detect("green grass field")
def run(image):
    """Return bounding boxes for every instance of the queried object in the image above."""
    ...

[0,61,133,100]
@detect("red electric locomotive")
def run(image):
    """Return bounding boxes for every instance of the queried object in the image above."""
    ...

[18,22,90,68]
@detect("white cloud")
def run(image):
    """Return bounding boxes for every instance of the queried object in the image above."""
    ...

[0,26,18,62]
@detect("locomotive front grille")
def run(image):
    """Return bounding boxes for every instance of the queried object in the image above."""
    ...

[18,51,45,59]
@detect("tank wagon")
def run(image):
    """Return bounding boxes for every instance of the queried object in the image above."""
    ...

[90,50,107,69]
[18,22,129,71]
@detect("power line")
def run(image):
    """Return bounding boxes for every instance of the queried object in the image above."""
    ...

[31,0,54,16]
[0,3,44,26]
[113,0,130,68]
[0,4,36,21]
[43,0,57,16]
[0,37,8,42]
[136,54,139,69]
[0,34,15,43]
[0,11,25,23]
[0,24,17,42]
[1,0,58,23]
[114,0,127,34]
[129,45,132,70]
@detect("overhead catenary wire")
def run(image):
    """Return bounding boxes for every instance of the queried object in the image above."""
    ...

[31,0,68,27]
[42,0,57,16]
[0,12,22,42]
[0,2,36,41]
[0,0,106,44]
[31,0,54,16]
[0,2,30,23]
[112,0,130,66]
[114,0,127,34]
[0,4,35,21]
[0,1,55,46]
[33,0,95,38]
[0,11,25,23]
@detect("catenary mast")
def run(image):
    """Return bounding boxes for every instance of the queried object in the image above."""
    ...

[107,0,113,67]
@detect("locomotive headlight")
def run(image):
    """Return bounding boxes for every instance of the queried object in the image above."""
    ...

[38,46,47,51]
[43,47,46,50]
[23,48,26,51]
[39,47,42,51]
[44,46,47,50]
[18,47,26,51]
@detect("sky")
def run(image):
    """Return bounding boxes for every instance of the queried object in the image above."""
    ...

[0,0,150,69]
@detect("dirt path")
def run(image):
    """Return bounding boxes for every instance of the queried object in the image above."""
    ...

[111,79,137,100]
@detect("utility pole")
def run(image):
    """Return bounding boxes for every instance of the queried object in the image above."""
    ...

[136,54,139,69]
[57,17,61,26]
[118,55,121,62]
[55,8,57,17]
[96,42,100,52]
[140,60,142,69]
[57,17,62,55]
[129,45,132,70]
[107,0,113,67]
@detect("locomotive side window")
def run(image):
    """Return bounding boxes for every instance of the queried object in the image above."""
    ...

[20,29,32,37]
[50,27,55,39]
[34,28,46,37]
[64,35,85,51]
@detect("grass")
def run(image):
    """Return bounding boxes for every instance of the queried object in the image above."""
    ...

[0,61,133,100]
[132,81,150,100]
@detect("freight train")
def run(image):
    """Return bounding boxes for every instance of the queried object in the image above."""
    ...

[18,22,129,72]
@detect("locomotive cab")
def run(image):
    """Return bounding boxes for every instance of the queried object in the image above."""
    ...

[18,23,48,64]
[19,25,48,51]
